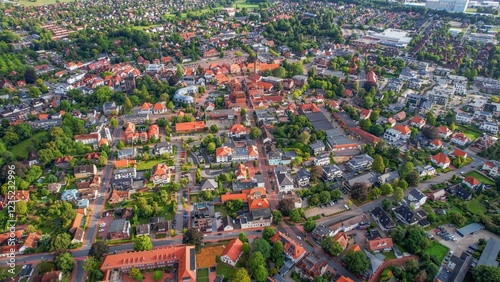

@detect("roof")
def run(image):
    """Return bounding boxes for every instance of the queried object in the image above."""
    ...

[367,237,394,251]
[175,121,205,132]
[431,139,442,146]
[269,231,306,260]
[215,146,232,157]
[409,188,426,201]
[394,205,416,224]
[456,223,484,237]
[333,232,349,249]
[220,238,243,262]
[477,238,500,267]
[464,176,480,186]
[101,246,196,281]
[151,163,170,177]
[393,125,411,135]
[229,123,247,134]
[453,148,467,158]
[336,276,354,282]
[432,152,450,165]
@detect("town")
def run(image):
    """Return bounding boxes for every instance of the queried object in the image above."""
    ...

[0,0,499,282]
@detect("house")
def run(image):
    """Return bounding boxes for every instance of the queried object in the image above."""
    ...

[415,165,437,177]
[235,163,248,180]
[103,102,120,115]
[333,232,349,250]
[371,207,396,230]
[479,122,499,135]
[73,164,97,178]
[463,176,481,189]
[269,231,307,263]
[446,184,472,200]
[471,134,495,152]
[383,128,401,142]
[74,132,101,148]
[452,148,468,159]
[54,156,73,168]
[367,237,393,252]
[41,271,62,282]
[456,113,472,124]
[431,152,451,169]
[148,124,159,140]
[360,108,372,120]
[309,140,326,155]
[139,102,153,114]
[248,145,259,161]
[295,253,328,281]
[409,116,426,128]
[347,154,374,171]
[107,219,131,240]
[228,124,248,139]
[47,183,62,193]
[200,179,218,191]
[19,233,40,254]
[100,246,196,281]
[135,224,150,237]
[428,189,446,201]
[378,171,400,185]
[482,160,500,177]
[153,102,166,114]
[276,170,295,192]
[407,188,427,208]
[313,154,330,166]
[295,168,310,187]
[311,225,334,242]
[429,139,443,150]
[437,125,453,139]
[150,163,171,185]
[394,205,418,225]
[108,190,130,204]
[27,150,38,167]
[152,142,173,156]
[216,146,233,162]
[451,133,470,146]
[393,125,411,140]
[323,164,342,181]
[220,238,243,267]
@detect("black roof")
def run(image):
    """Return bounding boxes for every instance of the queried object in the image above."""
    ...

[372,207,396,229]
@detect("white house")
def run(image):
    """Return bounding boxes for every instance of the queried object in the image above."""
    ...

[479,122,499,135]
[407,188,427,209]
[220,238,243,267]
[431,153,451,169]
[384,128,401,142]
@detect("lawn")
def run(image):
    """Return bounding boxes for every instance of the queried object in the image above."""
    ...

[214,205,229,217]
[197,268,209,282]
[232,0,259,8]
[131,25,159,31]
[11,132,47,159]
[424,241,449,263]
[136,159,168,171]
[466,8,477,13]
[467,196,487,214]
[18,0,74,6]
[383,251,397,260]
[464,171,495,185]
[0,266,21,279]
[216,263,236,280]
[456,125,482,141]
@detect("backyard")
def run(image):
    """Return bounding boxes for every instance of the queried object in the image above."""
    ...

[216,263,236,280]
[424,241,449,263]
[11,132,47,159]
[464,171,495,185]
[196,268,209,282]
[456,125,482,141]
[136,158,173,171]
[467,196,487,214]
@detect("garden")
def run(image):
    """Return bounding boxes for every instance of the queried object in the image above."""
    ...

[464,171,495,186]
[424,241,449,263]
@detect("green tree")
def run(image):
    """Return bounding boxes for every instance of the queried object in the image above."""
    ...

[82,256,99,273]
[182,228,203,246]
[110,118,118,127]
[239,232,248,243]
[242,242,251,254]
[372,154,385,174]
[394,187,404,203]
[277,198,295,216]
[343,250,370,275]
[405,171,420,187]
[233,268,251,282]
[116,140,125,150]
[55,252,75,273]
[89,241,109,260]
[380,183,393,195]
[253,266,268,282]
[210,124,219,133]
[400,162,414,179]
[49,233,71,252]
[289,208,301,222]
[447,211,467,226]
[129,268,143,282]
[303,219,317,233]
[321,236,344,256]
[134,235,153,251]
[263,226,275,241]
[253,238,271,259]
[270,241,284,267]
[207,142,216,153]
[249,251,266,271]
[382,198,392,211]
[298,131,311,145]
[16,201,27,215]
[472,265,500,282]
[153,270,163,281]
[250,127,262,139]
[28,86,41,98]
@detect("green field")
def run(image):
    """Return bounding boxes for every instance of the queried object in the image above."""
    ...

[232,0,259,8]
[464,171,495,185]
[0,266,21,279]
[136,159,168,171]
[468,196,487,214]
[466,8,477,13]
[216,263,236,280]
[456,125,482,141]
[11,131,47,159]
[424,241,449,263]
[197,268,209,282]
[18,0,74,6]
[132,25,159,31]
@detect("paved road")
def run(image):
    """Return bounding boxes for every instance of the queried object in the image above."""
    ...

[173,142,185,235]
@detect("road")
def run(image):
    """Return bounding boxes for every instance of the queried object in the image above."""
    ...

[173,142,185,235]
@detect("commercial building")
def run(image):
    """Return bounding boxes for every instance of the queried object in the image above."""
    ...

[425,0,470,13]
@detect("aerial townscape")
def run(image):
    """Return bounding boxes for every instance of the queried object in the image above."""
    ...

[1,0,500,281]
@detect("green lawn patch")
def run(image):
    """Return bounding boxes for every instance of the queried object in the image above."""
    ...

[131,25,159,31]
[136,159,168,170]
[11,132,47,159]
[18,0,73,6]
[232,0,259,8]
[424,241,449,263]
[197,268,209,282]
[466,8,477,13]
[456,125,482,141]
[464,171,495,185]
[467,196,487,214]
[216,263,236,279]
[214,205,229,217]
[0,266,22,279]
[384,251,397,260]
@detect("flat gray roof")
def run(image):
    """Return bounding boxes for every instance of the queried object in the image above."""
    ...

[477,238,500,267]
[456,223,484,237]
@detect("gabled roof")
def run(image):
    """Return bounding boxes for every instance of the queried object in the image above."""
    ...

[215,146,232,157]
[393,125,411,135]
[220,238,243,262]
[431,139,442,147]
[453,148,467,158]
[367,237,394,251]
[464,176,480,186]
[269,231,306,260]
[333,232,348,249]
[431,152,451,164]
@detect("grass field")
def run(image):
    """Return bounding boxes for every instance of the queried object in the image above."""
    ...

[196,268,209,282]
[464,171,495,185]
[456,125,482,141]
[18,0,74,6]
[467,196,488,214]
[136,159,167,171]
[11,131,47,159]
[0,266,21,279]
[424,241,449,263]
[216,263,236,280]
[384,251,397,260]
[131,25,159,31]
[232,0,259,8]
[466,8,477,13]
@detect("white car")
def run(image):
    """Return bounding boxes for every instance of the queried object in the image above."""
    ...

[99,229,104,233]
[100,223,106,228]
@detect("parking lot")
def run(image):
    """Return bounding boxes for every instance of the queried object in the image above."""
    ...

[304,199,348,218]
[434,225,500,256]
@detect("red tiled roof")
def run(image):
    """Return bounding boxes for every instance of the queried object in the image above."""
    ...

[464,176,480,186]
[453,148,467,158]
[393,125,411,135]
[367,237,394,251]
[269,231,306,260]
[432,153,450,165]
[220,238,243,262]
[175,121,205,132]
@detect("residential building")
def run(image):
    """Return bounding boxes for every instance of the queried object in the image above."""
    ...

[227,124,248,139]
[117,148,137,160]
[428,189,446,201]
[347,154,374,171]
[275,170,295,192]
[371,207,396,230]
[270,231,307,263]
[451,133,470,146]
[220,238,243,267]
[367,237,394,252]
[406,188,427,208]
[150,163,172,185]
[311,225,334,242]
[431,152,451,169]
[393,125,411,140]
[471,134,495,152]
[479,122,499,135]
[394,205,418,225]
[73,164,97,178]
[295,168,310,187]
[445,184,472,200]
[378,171,399,185]
[323,164,342,181]
[100,246,196,281]
[200,179,218,191]
[313,154,330,166]
[309,140,326,155]
[456,113,472,124]
[215,146,233,162]
[437,125,453,139]
[409,116,426,128]
[135,224,150,237]
[330,214,371,236]
[333,232,349,250]
[152,142,173,156]
[107,219,131,240]
[383,128,401,142]
[482,160,500,177]
[463,176,481,189]
[175,121,206,132]
[429,139,443,150]
[295,253,328,281]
